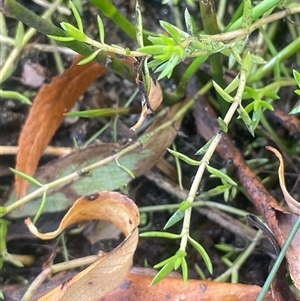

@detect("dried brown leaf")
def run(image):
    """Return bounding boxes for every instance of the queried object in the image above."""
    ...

[16,56,109,198]
[25,191,139,300]
[276,213,300,291]
[130,78,163,131]
[266,147,300,290]
[266,146,300,215]
[100,270,274,301]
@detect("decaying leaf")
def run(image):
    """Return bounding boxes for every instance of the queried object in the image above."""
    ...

[100,269,274,301]
[25,191,140,301]
[15,55,109,199]
[276,212,300,291]
[265,146,300,290]
[266,146,300,215]
[130,78,163,131]
[7,100,185,219]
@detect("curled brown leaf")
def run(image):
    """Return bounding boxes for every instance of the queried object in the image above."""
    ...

[130,78,163,131]
[266,146,300,216]
[25,191,139,301]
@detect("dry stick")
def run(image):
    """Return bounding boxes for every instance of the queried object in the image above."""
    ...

[22,255,98,301]
[0,145,74,156]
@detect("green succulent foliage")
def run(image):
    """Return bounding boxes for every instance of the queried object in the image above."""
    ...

[243,86,276,129]
[15,21,24,48]
[152,250,188,284]
[290,70,300,114]
[164,209,185,229]
[138,10,226,80]
[167,148,200,166]
[138,27,186,80]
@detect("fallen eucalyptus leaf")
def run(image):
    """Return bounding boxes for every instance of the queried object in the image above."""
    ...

[15,55,109,199]
[25,191,139,301]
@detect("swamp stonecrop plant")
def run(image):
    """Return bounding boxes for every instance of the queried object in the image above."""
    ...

[1,0,300,290]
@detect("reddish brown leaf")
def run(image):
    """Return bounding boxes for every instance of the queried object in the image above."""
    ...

[16,56,109,198]
[100,270,274,301]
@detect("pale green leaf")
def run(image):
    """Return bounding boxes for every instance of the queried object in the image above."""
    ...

[206,165,237,186]
[213,81,234,103]
[164,209,184,229]
[97,15,105,44]
[9,168,42,187]
[15,21,24,48]
[77,49,101,65]
[242,0,253,30]
[184,8,193,35]
[69,1,83,32]
[135,1,144,47]
[188,236,213,274]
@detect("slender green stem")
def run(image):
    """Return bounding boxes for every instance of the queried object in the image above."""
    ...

[248,37,300,84]
[214,230,263,282]
[202,6,300,42]
[256,215,300,301]
[88,0,136,40]
[0,0,63,83]
[178,65,248,252]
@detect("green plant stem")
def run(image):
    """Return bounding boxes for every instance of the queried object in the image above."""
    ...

[22,255,99,301]
[178,61,248,253]
[88,0,136,41]
[0,0,63,83]
[260,113,292,156]
[256,215,300,301]
[0,34,77,55]
[203,6,300,42]
[225,0,282,31]
[214,230,263,282]
[0,0,136,82]
[0,81,212,217]
[199,0,226,115]
[248,37,300,84]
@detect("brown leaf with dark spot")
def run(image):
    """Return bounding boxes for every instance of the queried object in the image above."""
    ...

[15,56,109,198]
[25,191,139,301]
[100,270,274,301]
